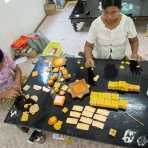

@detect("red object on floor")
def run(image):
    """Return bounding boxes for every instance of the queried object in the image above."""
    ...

[11,35,39,49]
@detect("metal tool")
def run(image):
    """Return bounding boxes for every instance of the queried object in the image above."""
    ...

[125,113,144,127]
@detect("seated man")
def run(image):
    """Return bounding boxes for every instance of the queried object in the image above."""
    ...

[0,49,21,100]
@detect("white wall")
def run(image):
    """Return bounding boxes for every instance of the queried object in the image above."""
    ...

[0,0,46,57]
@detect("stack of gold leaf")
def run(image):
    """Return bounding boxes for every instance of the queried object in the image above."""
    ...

[108,81,140,92]
[90,91,128,110]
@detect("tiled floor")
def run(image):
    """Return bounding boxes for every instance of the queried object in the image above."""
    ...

[0,1,148,148]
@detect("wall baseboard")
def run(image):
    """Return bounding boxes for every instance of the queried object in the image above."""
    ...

[34,15,48,32]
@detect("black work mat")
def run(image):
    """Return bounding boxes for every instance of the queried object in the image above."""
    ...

[4,57,148,148]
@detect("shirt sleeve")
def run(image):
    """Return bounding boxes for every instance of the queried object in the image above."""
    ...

[5,54,16,70]
[127,17,137,38]
[86,21,97,44]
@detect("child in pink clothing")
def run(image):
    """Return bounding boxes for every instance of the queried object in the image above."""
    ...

[0,49,22,100]
[0,49,46,143]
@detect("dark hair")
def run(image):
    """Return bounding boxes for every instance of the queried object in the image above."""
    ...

[102,0,122,9]
[0,49,4,63]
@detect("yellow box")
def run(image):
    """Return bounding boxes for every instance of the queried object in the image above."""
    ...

[118,81,128,91]
[97,99,105,106]
[111,94,119,100]
[97,93,103,99]
[108,81,118,90]
[119,99,128,110]
[105,93,111,99]
[90,92,98,98]
[109,128,117,137]
[111,100,119,109]
[104,99,112,108]
[90,91,128,110]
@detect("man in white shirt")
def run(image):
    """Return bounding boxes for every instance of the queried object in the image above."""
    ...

[84,0,142,68]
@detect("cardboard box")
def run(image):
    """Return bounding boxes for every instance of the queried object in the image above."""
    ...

[44,3,56,15]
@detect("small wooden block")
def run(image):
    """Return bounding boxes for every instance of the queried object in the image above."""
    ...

[93,114,107,122]
[31,95,38,102]
[24,104,31,109]
[82,110,94,118]
[33,85,42,91]
[66,117,78,125]
[21,112,29,122]
[42,86,50,93]
[48,80,54,86]
[84,106,96,113]
[69,111,81,118]
[121,61,125,64]
[93,75,100,82]
[48,116,58,126]
[79,116,92,125]
[54,95,65,107]
[53,67,59,73]
[29,104,39,115]
[76,123,89,130]
[25,94,30,99]
[125,61,130,65]
[80,66,84,70]
[54,82,61,89]
[120,65,125,69]
[62,107,69,113]
[109,128,117,137]
[63,74,71,80]
[59,77,65,82]
[72,105,84,112]
[136,65,140,68]
[61,85,68,91]
[32,71,38,77]
[54,88,60,93]
[92,120,104,129]
[46,68,51,72]
[59,66,65,71]
[59,90,65,96]
[50,75,57,81]
[53,120,63,130]
[23,85,30,91]
[96,109,110,116]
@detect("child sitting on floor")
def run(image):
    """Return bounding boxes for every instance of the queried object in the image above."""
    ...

[0,49,22,100]
[0,49,45,143]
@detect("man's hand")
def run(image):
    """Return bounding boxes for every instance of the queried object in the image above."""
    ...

[129,37,142,61]
[85,57,95,68]
[131,53,142,61]
[84,41,94,68]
